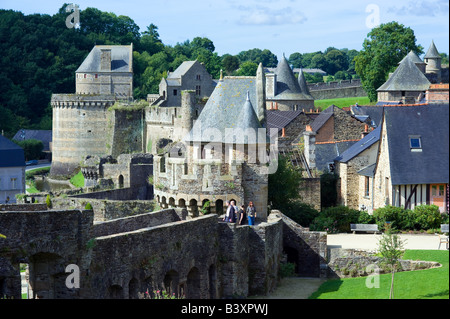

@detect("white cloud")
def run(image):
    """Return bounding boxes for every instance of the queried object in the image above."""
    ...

[388,0,449,17]
[236,5,307,25]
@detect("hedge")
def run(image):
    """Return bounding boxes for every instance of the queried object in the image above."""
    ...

[309,204,447,233]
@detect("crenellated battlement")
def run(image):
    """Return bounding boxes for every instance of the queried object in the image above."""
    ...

[51,94,115,109]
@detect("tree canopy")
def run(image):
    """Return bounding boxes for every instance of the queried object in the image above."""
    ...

[354,21,424,102]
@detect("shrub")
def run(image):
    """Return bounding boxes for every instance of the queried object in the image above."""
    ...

[85,202,93,210]
[358,210,375,224]
[413,205,442,230]
[373,206,408,231]
[45,194,52,208]
[279,262,296,278]
[310,206,360,233]
[282,201,319,227]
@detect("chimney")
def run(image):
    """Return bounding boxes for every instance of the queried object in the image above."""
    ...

[281,127,286,137]
[361,124,369,139]
[303,129,316,169]
[100,49,112,72]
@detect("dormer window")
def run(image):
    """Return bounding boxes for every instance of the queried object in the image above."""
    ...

[409,136,422,152]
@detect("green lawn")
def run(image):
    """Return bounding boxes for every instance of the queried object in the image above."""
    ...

[70,170,85,188]
[314,96,374,111]
[309,250,449,299]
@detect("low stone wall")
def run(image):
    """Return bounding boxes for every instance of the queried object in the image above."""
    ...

[92,208,187,237]
[328,248,441,278]
[278,212,328,278]
[51,197,155,222]
[0,204,48,211]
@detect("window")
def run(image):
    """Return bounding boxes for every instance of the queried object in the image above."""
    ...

[173,89,177,96]
[196,74,201,81]
[409,136,422,151]
[95,74,98,79]
[10,178,18,190]
[364,176,370,197]
[195,85,201,96]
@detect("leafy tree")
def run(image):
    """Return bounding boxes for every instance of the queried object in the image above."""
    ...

[237,48,278,67]
[304,72,324,83]
[288,52,303,68]
[222,55,240,75]
[268,155,309,223]
[236,61,258,76]
[325,49,349,75]
[354,21,423,102]
[13,139,44,161]
[377,224,406,299]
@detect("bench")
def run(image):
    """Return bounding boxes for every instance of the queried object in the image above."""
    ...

[439,224,449,250]
[350,223,380,234]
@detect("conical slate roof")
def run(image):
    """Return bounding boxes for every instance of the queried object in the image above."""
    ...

[377,55,430,92]
[185,77,263,144]
[297,68,312,96]
[424,40,441,59]
[399,50,425,65]
[272,56,313,100]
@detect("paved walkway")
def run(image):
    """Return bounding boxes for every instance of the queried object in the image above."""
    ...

[327,233,449,251]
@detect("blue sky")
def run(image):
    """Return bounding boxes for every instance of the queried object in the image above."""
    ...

[1,0,448,59]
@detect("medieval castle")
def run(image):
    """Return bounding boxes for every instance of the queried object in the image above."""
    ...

[0,40,448,299]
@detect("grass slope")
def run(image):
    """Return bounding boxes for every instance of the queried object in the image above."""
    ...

[309,250,449,299]
[314,96,374,110]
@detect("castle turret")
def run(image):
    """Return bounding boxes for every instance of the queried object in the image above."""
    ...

[181,90,196,136]
[424,40,442,83]
[256,63,266,127]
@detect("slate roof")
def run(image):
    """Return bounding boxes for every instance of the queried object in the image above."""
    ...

[12,129,52,152]
[358,163,377,177]
[266,110,303,136]
[310,105,335,132]
[399,50,425,65]
[424,40,441,59]
[335,125,381,163]
[168,61,196,81]
[315,141,358,172]
[377,55,430,92]
[350,105,384,126]
[0,135,25,167]
[270,56,314,101]
[76,45,133,73]
[384,104,449,185]
[185,77,264,144]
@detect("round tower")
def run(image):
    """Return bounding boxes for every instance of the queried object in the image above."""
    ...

[424,40,442,83]
[50,94,115,178]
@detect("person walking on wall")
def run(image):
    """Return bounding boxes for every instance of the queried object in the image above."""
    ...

[237,205,247,225]
[223,200,231,222]
[229,200,237,223]
[247,201,256,226]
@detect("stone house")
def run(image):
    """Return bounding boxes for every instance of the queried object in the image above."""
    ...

[0,135,25,204]
[340,104,449,213]
[151,60,216,107]
[75,44,133,99]
[334,125,381,212]
[376,41,448,105]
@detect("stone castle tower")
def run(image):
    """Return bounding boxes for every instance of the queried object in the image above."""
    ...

[50,45,133,177]
[153,63,272,219]
[423,40,442,83]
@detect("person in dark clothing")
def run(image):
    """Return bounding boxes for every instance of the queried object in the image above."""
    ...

[237,205,247,225]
